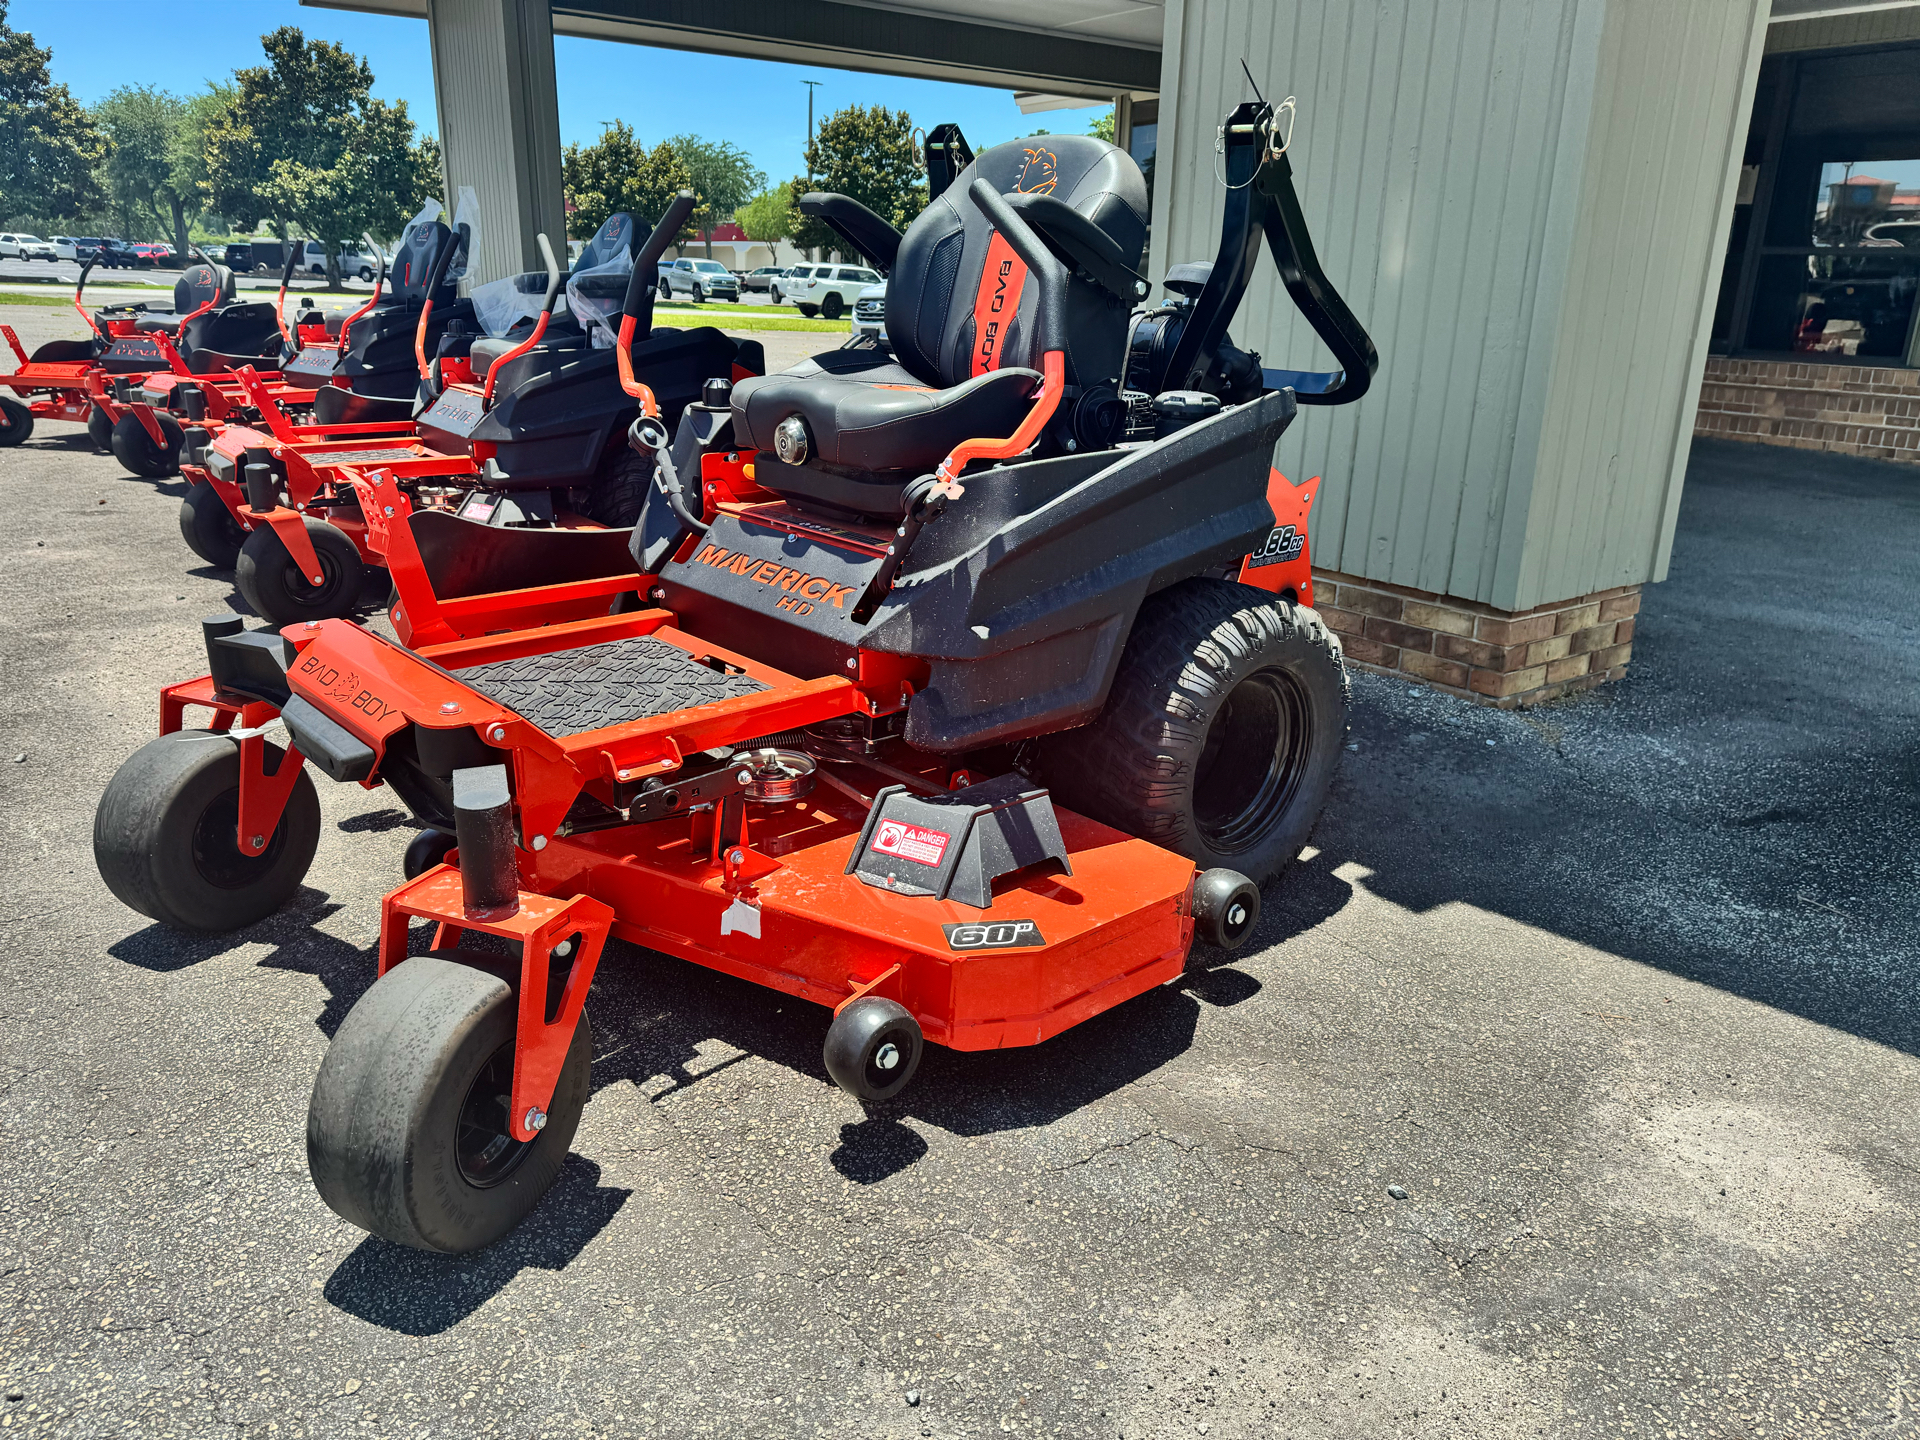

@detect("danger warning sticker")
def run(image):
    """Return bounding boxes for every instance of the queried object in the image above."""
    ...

[870,819,952,868]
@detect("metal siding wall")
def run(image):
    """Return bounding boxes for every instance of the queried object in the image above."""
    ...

[427,0,567,285]
[1152,0,1766,611]
[1514,0,1766,608]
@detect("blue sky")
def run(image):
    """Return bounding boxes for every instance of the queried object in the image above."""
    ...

[14,0,1109,191]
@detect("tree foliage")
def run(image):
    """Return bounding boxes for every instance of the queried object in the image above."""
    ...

[562,122,692,241]
[790,104,924,260]
[203,28,432,283]
[202,27,372,239]
[94,86,197,254]
[733,186,793,243]
[0,0,106,224]
[1087,109,1116,143]
[667,133,763,254]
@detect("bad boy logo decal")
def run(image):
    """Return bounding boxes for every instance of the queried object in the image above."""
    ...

[1014,147,1059,195]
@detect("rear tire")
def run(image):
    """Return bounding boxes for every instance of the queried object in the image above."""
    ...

[179,482,246,568]
[94,730,321,933]
[821,293,844,320]
[110,411,183,477]
[307,954,593,1253]
[87,405,114,453]
[1032,579,1349,886]
[581,442,650,528]
[235,517,366,626]
[0,394,33,446]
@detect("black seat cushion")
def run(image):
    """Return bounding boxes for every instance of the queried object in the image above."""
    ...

[134,312,183,334]
[737,361,1039,476]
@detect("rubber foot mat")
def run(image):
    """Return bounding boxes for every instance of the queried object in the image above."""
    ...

[454,635,766,738]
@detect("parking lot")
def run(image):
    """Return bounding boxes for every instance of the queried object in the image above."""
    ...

[0,295,1914,1438]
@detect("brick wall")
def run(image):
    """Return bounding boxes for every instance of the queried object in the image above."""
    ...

[1315,573,1639,708]
[1694,358,1917,464]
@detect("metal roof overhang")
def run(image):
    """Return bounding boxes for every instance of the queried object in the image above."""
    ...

[301,0,1163,101]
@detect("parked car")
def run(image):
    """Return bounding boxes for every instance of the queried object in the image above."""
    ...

[781,263,882,319]
[94,239,140,268]
[769,264,815,303]
[0,233,53,260]
[739,265,787,294]
[658,256,740,302]
[851,283,886,340]
[127,243,173,267]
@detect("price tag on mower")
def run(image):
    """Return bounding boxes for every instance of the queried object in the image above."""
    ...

[422,386,485,438]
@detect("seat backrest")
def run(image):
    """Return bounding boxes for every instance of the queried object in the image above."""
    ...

[391,218,459,305]
[174,263,236,313]
[885,134,1148,390]
[573,212,636,270]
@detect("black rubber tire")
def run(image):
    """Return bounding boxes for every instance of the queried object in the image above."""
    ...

[1193,867,1261,949]
[308,953,594,1253]
[94,729,321,933]
[0,394,33,446]
[691,283,705,303]
[581,442,650,528]
[87,405,114,453]
[178,482,246,568]
[797,304,818,319]
[403,829,457,879]
[1032,579,1349,887]
[821,292,844,320]
[823,996,923,1102]
[235,517,366,626]
[110,410,183,477]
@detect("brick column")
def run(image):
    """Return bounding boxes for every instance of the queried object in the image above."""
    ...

[1315,573,1640,707]
[1694,358,1918,463]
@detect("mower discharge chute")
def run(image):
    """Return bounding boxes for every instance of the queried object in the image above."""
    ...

[96,99,1377,1255]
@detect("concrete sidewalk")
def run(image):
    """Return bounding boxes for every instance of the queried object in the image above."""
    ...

[0,344,1912,1439]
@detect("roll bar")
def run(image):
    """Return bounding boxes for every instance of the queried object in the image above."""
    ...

[415,219,472,383]
[924,124,975,202]
[273,243,301,346]
[616,190,697,410]
[1158,99,1376,406]
[481,233,561,403]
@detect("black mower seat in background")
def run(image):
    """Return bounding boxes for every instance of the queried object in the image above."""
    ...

[133,262,240,333]
[313,387,415,425]
[735,133,1147,515]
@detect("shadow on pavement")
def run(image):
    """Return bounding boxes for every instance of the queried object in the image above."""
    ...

[322,1156,630,1335]
[1306,440,1918,1052]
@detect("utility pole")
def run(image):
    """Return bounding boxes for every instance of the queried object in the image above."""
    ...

[803,80,823,179]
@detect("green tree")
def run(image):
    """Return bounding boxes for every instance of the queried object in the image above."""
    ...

[667,133,764,257]
[1088,109,1115,143]
[562,121,692,242]
[202,27,373,241]
[790,104,924,261]
[94,86,198,260]
[170,82,237,233]
[0,0,106,224]
[734,186,793,244]
[259,94,435,286]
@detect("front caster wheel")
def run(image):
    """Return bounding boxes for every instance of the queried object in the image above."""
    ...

[824,996,923,1102]
[235,517,365,626]
[308,953,594,1253]
[94,730,321,933]
[110,411,183,476]
[403,829,457,879]
[87,404,114,452]
[179,482,246,568]
[1192,868,1261,949]
[0,394,33,446]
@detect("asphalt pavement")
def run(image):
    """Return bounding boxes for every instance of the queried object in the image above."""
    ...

[0,297,1914,1439]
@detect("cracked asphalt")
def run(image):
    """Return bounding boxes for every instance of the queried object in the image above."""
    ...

[0,296,1915,1438]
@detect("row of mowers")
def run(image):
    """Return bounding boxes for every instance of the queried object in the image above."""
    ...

[78,102,1378,1254]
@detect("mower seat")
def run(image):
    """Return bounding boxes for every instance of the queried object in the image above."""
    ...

[133,263,239,334]
[732,134,1147,520]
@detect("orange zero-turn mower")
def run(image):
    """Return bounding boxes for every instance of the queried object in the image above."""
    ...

[95,98,1376,1254]
[169,199,761,631]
